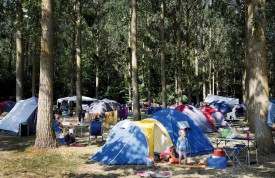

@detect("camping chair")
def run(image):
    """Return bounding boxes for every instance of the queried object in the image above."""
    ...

[224,146,242,167]
[88,120,103,145]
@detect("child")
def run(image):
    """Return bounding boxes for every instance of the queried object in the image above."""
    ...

[159,146,175,162]
[177,129,188,165]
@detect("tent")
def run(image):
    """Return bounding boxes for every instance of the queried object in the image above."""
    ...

[204,94,239,106]
[201,106,228,129]
[268,101,275,128]
[57,96,97,104]
[0,97,38,135]
[89,100,116,119]
[175,104,214,132]
[90,119,173,165]
[232,104,246,117]
[0,101,15,113]
[150,108,214,157]
[101,99,119,110]
[209,100,232,115]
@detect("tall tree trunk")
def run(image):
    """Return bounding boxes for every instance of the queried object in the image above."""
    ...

[128,8,132,103]
[16,0,24,101]
[31,12,39,97]
[69,27,76,96]
[246,0,274,154]
[31,37,37,96]
[131,0,141,120]
[9,33,14,73]
[186,5,192,104]
[75,0,82,116]
[212,65,215,95]
[202,56,206,100]
[146,15,151,106]
[176,0,183,105]
[95,2,100,99]
[161,0,167,108]
[195,49,200,105]
[35,0,56,148]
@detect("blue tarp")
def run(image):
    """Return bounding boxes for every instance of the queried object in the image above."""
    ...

[90,120,149,165]
[150,108,214,157]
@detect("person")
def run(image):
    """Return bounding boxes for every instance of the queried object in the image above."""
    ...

[90,114,100,143]
[176,129,188,165]
[159,146,175,162]
[128,102,132,112]
[54,113,64,129]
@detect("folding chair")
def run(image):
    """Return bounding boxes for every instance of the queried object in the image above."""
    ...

[224,146,241,167]
[88,120,103,145]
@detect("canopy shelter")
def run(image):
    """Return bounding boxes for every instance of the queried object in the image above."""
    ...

[204,94,239,106]
[57,96,97,104]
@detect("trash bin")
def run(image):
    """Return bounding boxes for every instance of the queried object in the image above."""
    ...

[19,122,29,136]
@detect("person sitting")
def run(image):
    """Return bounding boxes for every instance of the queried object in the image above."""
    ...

[159,146,175,162]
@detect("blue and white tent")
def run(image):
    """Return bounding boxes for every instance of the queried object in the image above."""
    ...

[0,96,38,135]
[90,119,173,165]
[150,108,214,157]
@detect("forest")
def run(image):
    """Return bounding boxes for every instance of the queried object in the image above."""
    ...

[0,0,274,104]
[0,0,274,151]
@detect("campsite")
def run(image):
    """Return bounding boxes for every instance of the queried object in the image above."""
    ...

[0,113,275,177]
[1,0,275,177]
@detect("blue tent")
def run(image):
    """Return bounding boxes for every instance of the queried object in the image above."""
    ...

[268,101,275,127]
[210,100,232,114]
[150,108,214,157]
[90,120,149,164]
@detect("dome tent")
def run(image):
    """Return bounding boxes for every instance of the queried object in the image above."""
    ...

[175,104,214,132]
[90,119,173,165]
[150,108,214,157]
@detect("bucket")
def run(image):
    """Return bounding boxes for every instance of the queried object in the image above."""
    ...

[213,148,225,157]
[221,129,231,138]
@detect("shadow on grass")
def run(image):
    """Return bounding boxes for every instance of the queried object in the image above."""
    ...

[63,172,122,178]
[0,132,34,152]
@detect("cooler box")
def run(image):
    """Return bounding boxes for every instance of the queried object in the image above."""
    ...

[19,122,29,136]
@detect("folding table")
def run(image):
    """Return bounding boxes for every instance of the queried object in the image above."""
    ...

[216,137,258,166]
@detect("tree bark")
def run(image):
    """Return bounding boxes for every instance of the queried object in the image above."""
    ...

[69,27,75,97]
[195,49,200,105]
[176,0,183,105]
[246,0,274,154]
[131,0,141,120]
[76,0,82,116]
[185,4,192,104]
[16,0,24,101]
[31,37,37,97]
[161,0,167,108]
[35,0,56,148]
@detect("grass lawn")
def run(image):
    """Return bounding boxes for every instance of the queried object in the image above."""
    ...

[0,115,274,178]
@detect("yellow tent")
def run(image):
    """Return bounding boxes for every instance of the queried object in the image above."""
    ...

[135,119,173,158]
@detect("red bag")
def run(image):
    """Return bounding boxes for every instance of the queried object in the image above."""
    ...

[213,148,225,157]
[169,157,179,164]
